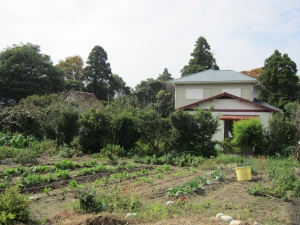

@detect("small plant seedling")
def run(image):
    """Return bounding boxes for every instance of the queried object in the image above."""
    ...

[44,187,51,195]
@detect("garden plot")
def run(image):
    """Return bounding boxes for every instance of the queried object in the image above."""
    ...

[1,155,300,225]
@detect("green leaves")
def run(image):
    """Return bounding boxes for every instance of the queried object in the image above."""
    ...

[232,118,264,156]
[258,50,299,109]
[0,43,64,101]
[181,36,219,77]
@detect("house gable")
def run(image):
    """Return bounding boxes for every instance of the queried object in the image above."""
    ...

[176,92,280,113]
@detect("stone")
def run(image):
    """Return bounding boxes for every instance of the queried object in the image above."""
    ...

[216,213,224,218]
[125,213,137,218]
[166,201,175,206]
[220,215,234,223]
[229,220,242,225]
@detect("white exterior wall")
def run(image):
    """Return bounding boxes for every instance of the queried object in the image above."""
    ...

[175,83,252,108]
[190,99,273,141]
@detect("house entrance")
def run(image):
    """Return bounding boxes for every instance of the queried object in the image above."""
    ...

[224,120,233,139]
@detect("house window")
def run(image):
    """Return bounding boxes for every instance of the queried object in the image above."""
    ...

[186,89,203,99]
[222,88,241,97]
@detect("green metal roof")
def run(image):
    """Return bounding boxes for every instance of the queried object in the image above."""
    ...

[170,69,258,84]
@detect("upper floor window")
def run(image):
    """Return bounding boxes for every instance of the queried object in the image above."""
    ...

[186,89,203,99]
[222,88,241,97]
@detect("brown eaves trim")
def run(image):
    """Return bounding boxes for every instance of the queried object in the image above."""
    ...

[176,92,280,113]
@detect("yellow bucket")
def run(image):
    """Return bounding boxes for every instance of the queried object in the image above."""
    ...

[235,166,252,181]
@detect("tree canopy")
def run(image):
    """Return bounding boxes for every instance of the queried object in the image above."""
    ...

[258,50,299,109]
[157,68,173,81]
[240,68,262,79]
[85,45,112,100]
[56,55,85,81]
[181,36,219,77]
[0,43,64,101]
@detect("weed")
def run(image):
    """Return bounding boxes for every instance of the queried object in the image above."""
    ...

[156,173,163,179]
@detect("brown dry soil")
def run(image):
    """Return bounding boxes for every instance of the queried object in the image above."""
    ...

[1,155,300,225]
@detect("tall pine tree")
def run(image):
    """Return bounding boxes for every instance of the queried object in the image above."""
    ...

[181,36,219,77]
[85,45,112,100]
[258,50,299,109]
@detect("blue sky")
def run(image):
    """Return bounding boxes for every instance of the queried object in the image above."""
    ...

[1,0,300,88]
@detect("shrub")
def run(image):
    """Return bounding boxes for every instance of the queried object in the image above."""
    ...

[78,191,104,213]
[169,108,219,157]
[79,108,110,153]
[0,103,44,139]
[268,112,291,155]
[232,118,264,156]
[12,149,39,165]
[0,186,30,224]
[100,144,126,157]
[43,105,80,146]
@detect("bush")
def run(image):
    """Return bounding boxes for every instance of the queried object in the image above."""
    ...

[12,149,39,165]
[267,112,291,155]
[232,118,264,156]
[100,144,126,157]
[78,191,105,213]
[43,105,80,146]
[0,186,30,224]
[79,108,110,153]
[169,108,219,157]
[0,103,44,139]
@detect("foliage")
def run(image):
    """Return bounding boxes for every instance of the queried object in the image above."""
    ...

[169,108,219,157]
[100,144,126,157]
[13,148,39,166]
[156,89,175,118]
[0,43,64,101]
[108,111,139,151]
[43,104,80,146]
[267,112,291,155]
[85,45,113,101]
[215,154,244,164]
[68,179,81,188]
[258,50,299,109]
[78,191,105,213]
[247,157,300,200]
[55,169,71,179]
[240,68,262,79]
[134,78,165,108]
[20,93,61,108]
[0,146,16,164]
[54,159,75,170]
[167,177,204,197]
[232,118,264,156]
[136,110,169,156]
[56,55,85,81]
[58,144,78,158]
[0,103,44,139]
[157,68,173,81]
[217,138,240,154]
[133,153,206,167]
[0,186,30,224]
[181,36,219,76]
[79,108,110,153]
[0,132,35,149]
[109,74,131,98]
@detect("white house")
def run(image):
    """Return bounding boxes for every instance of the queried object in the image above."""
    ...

[170,70,280,141]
